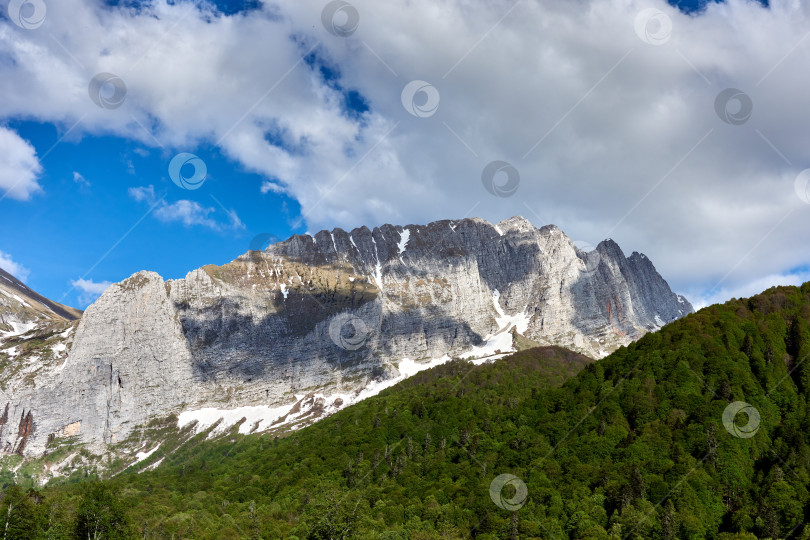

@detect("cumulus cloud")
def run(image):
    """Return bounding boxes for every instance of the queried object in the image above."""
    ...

[0,127,42,201]
[128,185,244,230]
[3,0,810,303]
[0,251,30,282]
[70,278,112,307]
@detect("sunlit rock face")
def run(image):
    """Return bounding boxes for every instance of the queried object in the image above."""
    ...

[0,216,691,457]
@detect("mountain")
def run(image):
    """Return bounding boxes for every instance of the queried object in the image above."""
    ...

[0,216,691,464]
[0,268,81,337]
[4,283,810,539]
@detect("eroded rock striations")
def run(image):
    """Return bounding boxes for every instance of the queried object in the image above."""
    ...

[0,216,691,457]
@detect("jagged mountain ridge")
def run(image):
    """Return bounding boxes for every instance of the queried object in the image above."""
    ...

[0,216,691,462]
[0,268,81,338]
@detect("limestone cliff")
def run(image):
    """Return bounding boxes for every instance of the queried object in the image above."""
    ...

[0,216,691,459]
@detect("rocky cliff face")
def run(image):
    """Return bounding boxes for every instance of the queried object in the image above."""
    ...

[0,216,691,461]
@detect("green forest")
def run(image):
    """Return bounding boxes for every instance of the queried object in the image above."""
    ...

[3,283,810,539]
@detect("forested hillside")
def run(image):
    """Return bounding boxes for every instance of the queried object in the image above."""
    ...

[3,284,810,539]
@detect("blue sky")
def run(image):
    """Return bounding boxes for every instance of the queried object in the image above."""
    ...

[1,0,808,310]
[0,119,300,306]
[669,0,768,12]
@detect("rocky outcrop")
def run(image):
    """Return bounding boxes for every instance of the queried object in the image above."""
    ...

[0,216,691,457]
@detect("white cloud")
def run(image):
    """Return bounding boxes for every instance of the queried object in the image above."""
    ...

[73,171,90,187]
[0,251,30,282]
[70,278,112,308]
[155,199,217,229]
[688,270,810,311]
[128,185,244,231]
[260,181,286,195]
[3,0,810,303]
[0,127,42,201]
[128,185,156,204]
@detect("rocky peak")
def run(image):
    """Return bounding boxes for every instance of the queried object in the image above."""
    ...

[0,216,692,463]
[496,215,535,235]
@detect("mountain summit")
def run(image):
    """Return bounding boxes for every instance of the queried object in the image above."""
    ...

[0,216,691,463]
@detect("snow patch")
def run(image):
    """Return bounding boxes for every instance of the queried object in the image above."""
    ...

[144,457,164,471]
[0,320,37,341]
[396,355,451,380]
[135,444,161,463]
[460,290,530,361]
[374,263,383,289]
[12,321,36,335]
[460,332,514,361]
[279,283,288,300]
[371,236,383,290]
[178,403,294,437]
[177,354,455,437]
[470,352,511,365]
[396,228,411,254]
[0,290,31,308]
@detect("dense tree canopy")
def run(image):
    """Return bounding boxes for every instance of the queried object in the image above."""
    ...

[4,283,810,538]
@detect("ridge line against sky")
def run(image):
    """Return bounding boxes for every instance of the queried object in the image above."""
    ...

[0,0,807,311]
